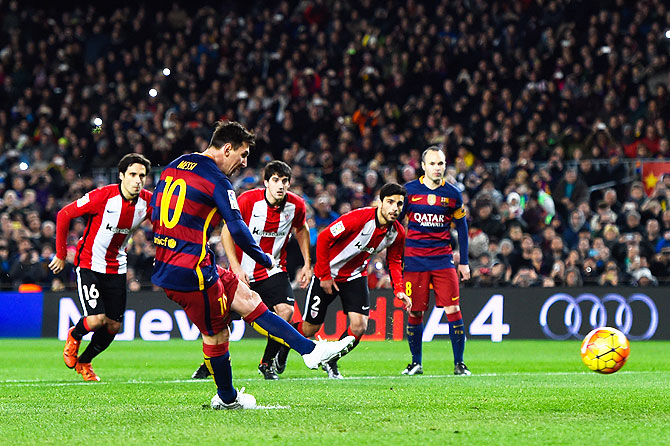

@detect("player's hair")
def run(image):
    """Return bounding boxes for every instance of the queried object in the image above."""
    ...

[264,160,292,181]
[209,120,256,150]
[421,145,445,162]
[118,153,151,175]
[379,182,407,200]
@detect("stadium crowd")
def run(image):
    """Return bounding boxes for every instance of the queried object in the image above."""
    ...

[2,0,670,291]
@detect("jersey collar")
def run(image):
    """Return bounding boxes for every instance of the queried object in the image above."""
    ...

[118,184,138,203]
[419,175,445,188]
[264,189,286,210]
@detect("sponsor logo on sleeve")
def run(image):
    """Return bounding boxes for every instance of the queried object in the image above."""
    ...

[228,190,239,210]
[76,193,90,207]
[330,221,345,237]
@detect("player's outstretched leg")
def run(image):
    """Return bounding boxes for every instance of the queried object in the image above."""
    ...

[273,322,305,374]
[402,313,424,375]
[244,302,354,369]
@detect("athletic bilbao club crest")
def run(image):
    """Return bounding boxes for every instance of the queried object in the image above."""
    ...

[427,194,436,205]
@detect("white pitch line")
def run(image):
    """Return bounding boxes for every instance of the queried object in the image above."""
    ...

[0,370,654,387]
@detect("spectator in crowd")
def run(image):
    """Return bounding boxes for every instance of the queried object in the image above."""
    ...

[1,0,670,289]
[553,168,588,221]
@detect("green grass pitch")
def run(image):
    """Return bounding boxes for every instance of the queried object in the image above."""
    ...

[1,338,669,445]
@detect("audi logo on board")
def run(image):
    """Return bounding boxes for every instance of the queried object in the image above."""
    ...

[539,293,658,341]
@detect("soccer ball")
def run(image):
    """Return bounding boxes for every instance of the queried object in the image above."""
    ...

[580,327,630,374]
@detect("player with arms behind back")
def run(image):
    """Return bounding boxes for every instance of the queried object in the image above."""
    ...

[50,154,152,382]
[292,183,412,379]
[401,146,472,376]
[151,121,353,409]
[191,160,312,380]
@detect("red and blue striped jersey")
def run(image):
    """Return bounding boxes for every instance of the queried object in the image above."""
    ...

[150,153,269,291]
[402,176,467,272]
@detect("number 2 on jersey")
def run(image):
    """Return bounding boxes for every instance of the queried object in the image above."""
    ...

[159,176,187,228]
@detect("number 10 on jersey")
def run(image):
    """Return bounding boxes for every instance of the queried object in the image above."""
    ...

[159,176,187,228]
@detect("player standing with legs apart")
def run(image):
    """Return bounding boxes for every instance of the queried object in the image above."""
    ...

[151,121,354,409]
[292,183,412,379]
[401,146,471,376]
[49,154,153,382]
[191,160,312,380]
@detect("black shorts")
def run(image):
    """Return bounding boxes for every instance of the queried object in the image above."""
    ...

[75,267,127,322]
[251,272,295,308]
[303,276,369,325]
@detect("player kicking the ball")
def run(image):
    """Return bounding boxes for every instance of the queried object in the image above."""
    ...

[191,160,312,380]
[151,121,353,409]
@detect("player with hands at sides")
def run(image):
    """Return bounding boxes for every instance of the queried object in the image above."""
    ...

[400,146,472,377]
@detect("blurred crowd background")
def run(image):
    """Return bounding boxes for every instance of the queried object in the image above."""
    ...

[2,0,670,291]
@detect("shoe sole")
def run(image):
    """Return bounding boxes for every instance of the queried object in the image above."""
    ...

[64,357,77,369]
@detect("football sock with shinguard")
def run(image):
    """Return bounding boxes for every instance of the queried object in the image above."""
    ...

[71,317,92,341]
[245,303,315,355]
[203,343,236,404]
[447,313,466,364]
[407,315,423,365]
[78,327,116,363]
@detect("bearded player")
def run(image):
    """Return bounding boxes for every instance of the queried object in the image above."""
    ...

[292,182,412,379]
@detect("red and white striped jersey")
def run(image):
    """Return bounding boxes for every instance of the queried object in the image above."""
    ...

[55,184,153,274]
[234,188,307,282]
[314,207,406,295]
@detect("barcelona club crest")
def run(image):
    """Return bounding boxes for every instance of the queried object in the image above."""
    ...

[440,196,450,207]
[427,194,436,205]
